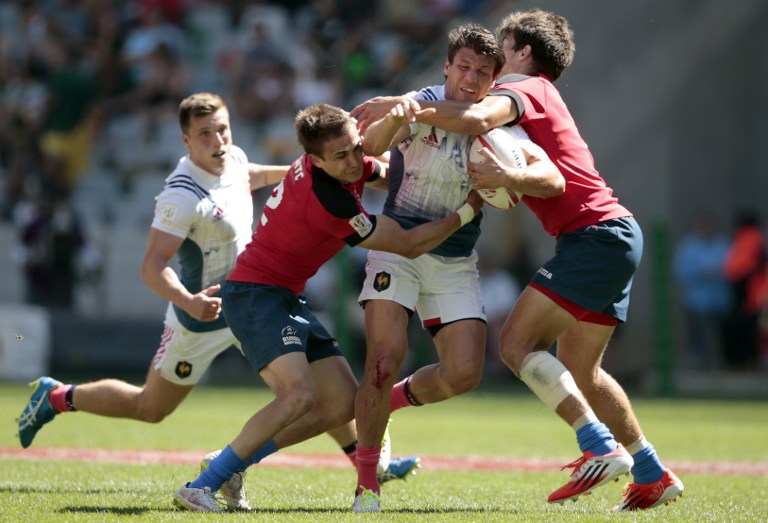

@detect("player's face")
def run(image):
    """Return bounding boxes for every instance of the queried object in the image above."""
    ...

[444,47,497,103]
[312,125,365,184]
[183,107,232,176]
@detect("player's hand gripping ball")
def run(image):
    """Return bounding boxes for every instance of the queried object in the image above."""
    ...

[468,127,527,209]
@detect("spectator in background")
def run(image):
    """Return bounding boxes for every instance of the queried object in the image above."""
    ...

[673,210,731,370]
[38,41,100,193]
[12,191,92,308]
[724,210,767,370]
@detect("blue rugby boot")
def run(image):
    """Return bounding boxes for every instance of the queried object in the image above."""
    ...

[378,456,422,484]
[16,377,62,448]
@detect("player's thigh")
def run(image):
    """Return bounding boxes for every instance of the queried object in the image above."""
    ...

[433,318,487,374]
[364,299,410,359]
[309,355,358,406]
[259,351,316,400]
[139,365,194,418]
[499,286,577,369]
[556,321,616,379]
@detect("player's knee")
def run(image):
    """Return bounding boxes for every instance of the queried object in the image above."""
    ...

[280,385,317,418]
[136,407,173,424]
[366,353,402,390]
[447,366,483,396]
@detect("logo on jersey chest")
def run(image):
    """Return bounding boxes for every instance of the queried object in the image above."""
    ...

[373,271,391,292]
[212,205,225,222]
[421,130,440,149]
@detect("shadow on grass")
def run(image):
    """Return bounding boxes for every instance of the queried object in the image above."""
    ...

[54,505,524,516]
[59,506,176,515]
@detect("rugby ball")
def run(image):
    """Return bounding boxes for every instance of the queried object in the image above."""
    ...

[468,126,527,209]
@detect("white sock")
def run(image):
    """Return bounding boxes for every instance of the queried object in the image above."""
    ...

[625,435,649,455]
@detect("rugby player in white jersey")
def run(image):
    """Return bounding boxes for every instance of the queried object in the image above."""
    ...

[16,93,419,511]
[351,24,563,511]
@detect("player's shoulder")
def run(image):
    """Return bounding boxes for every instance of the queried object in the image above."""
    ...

[412,84,445,102]
[160,158,211,202]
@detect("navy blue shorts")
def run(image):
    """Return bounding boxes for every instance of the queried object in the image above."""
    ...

[529,217,643,323]
[221,281,343,372]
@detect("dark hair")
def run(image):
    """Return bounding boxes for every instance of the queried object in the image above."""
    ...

[178,92,226,134]
[294,104,354,157]
[446,23,505,77]
[496,8,575,81]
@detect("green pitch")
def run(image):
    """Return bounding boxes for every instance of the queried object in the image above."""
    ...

[1,382,767,522]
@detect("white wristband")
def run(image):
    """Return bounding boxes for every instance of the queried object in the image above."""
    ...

[456,203,475,227]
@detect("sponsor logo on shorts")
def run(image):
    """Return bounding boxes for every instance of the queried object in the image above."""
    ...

[537,267,553,280]
[281,325,302,346]
[349,213,373,237]
[373,271,391,292]
[175,361,193,379]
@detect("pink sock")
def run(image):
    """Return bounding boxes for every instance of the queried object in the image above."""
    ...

[48,384,72,413]
[356,445,381,494]
[390,376,422,412]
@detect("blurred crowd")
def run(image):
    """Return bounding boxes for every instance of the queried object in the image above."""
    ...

[3,0,766,376]
[674,209,768,371]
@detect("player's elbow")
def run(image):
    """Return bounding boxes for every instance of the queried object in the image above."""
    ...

[549,173,566,195]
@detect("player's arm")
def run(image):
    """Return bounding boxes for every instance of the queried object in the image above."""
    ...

[360,97,422,156]
[248,163,290,191]
[468,140,564,198]
[358,192,484,259]
[141,228,222,322]
[353,94,517,137]
[415,95,518,135]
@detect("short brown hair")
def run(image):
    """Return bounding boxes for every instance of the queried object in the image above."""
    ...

[178,92,227,134]
[496,8,574,81]
[446,23,505,77]
[294,104,354,157]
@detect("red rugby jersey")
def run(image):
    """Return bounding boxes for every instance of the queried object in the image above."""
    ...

[228,154,380,294]
[491,74,631,237]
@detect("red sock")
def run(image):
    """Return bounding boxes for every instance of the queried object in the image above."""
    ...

[356,445,381,494]
[48,384,73,413]
[390,376,422,412]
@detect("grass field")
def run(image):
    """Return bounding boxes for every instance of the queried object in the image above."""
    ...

[2,381,767,522]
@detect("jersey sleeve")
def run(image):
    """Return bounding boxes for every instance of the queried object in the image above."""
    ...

[489,85,526,127]
[363,156,382,183]
[150,189,199,239]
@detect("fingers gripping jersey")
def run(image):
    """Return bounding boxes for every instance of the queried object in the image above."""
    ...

[228,154,380,295]
[386,84,480,257]
[151,145,253,331]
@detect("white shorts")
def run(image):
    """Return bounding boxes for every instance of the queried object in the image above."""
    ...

[151,304,243,385]
[358,250,486,328]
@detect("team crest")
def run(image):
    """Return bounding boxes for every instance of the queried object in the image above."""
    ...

[349,213,373,237]
[373,271,391,292]
[281,325,301,346]
[175,361,193,379]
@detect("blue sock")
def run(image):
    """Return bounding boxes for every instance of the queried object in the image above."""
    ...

[631,444,664,484]
[189,445,246,491]
[575,421,618,456]
[243,439,278,470]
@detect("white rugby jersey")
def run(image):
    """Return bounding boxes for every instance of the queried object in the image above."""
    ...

[391,85,473,220]
[151,145,253,331]
[384,84,480,257]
